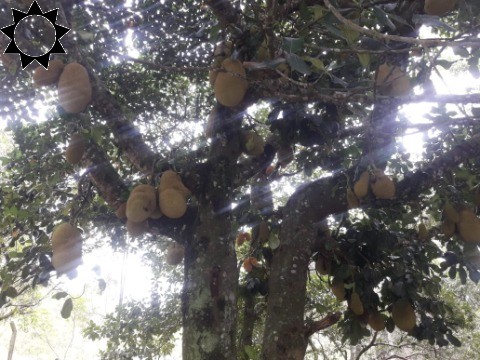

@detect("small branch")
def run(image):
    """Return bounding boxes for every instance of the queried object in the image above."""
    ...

[323,0,480,48]
[7,322,16,360]
[304,312,342,338]
[356,332,378,360]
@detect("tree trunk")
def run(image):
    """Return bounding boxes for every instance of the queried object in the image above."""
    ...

[239,294,256,359]
[182,202,238,360]
[262,175,348,359]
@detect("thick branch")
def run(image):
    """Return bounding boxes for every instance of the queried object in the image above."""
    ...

[304,312,342,338]
[92,87,160,174]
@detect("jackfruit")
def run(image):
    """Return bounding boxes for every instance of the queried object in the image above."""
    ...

[33,60,64,87]
[474,187,480,207]
[444,203,460,223]
[209,56,224,86]
[244,131,264,156]
[51,223,83,275]
[243,257,260,272]
[330,277,345,301]
[58,62,92,113]
[51,223,82,250]
[371,169,395,199]
[418,223,428,240]
[214,58,248,107]
[457,209,480,244]
[424,0,458,16]
[115,202,127,219]
[376,63,411,96]
[52,243,82,276]
[347,188,360,208]
[236,232,251,246]
[353,171,370,198]
[368,311,386,331]
[392,298,416,332]
[349,291,364,315]
[441,219,456,238]
[166,243,185,265]
[126,185,157,223]
[159,188,187,219]
[65,133,86,165]
[159,170,190,197]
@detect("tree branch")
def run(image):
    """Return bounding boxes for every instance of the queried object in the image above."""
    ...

[304,312,342,338]
[356,332,378,360]
[92,87,160,174]
[323,0,480,48]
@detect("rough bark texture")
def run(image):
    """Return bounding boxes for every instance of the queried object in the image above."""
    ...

[262,175,348,360]
[182,201,238,360]
[181,105,243,360]
[239,294,256,359]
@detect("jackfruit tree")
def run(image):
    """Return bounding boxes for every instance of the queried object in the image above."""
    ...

[1,0,480,359]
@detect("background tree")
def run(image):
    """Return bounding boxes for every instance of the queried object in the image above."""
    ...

[1,0,480,359]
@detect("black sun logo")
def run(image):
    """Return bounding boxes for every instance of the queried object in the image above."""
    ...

[1,0,70,69]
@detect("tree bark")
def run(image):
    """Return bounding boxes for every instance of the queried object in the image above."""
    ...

[262,175,348,360]
[182,201,238,360]
[239,294,256,359]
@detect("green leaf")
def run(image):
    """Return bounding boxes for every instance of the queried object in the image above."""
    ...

[304,56,325,72]
[340,26,359,44]
[268,233,280,250]
[282,37,305,54]
[459,266,467,285]
[324,24,346,41]
[244,345,259,360]
[286,53,311,75]
[310,5,325,21]
[446,333,462,347]
[373,7,396,31]
[412,14,456,32]
[61,298,73,319]
[435,60,455,70]
[357,53,370,69]
[448,265,456,279]
[53,291,69,300]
